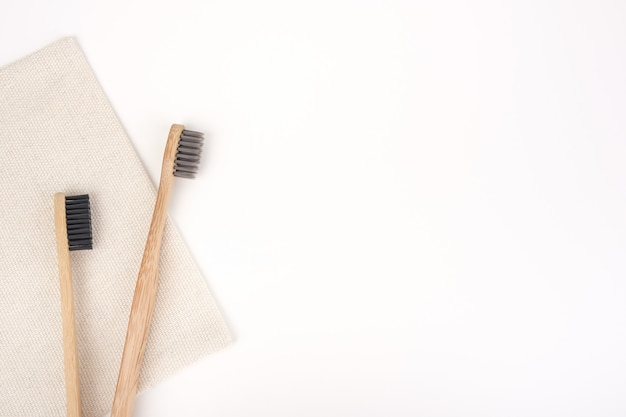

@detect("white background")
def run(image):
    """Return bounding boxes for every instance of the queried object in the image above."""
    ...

[2,1,626,416]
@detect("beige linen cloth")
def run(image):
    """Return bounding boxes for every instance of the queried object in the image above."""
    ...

[0,38,231,417]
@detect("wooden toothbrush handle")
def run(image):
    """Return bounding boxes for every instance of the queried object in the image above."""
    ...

[111,124,184,417]
[54,193,82,417]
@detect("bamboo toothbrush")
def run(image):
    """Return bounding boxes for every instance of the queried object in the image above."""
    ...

[111,124,204,417]
[54,193,93,417]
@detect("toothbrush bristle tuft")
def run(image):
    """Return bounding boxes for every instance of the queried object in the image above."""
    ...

[65,194,93,251]
[174,129,204,179]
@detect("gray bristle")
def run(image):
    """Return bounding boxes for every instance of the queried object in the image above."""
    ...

[66,194,93,251]
[174,129,204,179]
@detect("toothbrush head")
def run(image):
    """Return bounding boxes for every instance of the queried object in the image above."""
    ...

[173,129,204,179]
[65,194,93,251]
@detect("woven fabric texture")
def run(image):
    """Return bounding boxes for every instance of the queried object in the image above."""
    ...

[0,38,231,417]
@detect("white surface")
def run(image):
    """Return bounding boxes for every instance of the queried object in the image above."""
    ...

[2,1,626,416]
